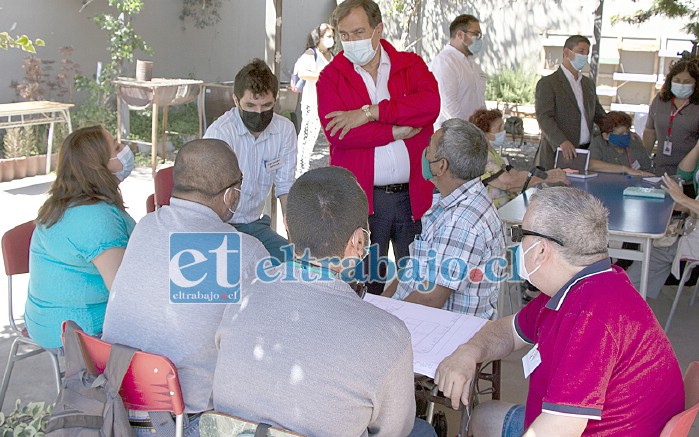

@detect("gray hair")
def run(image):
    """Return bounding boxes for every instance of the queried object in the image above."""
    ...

[527,187,609,266]
[435,118,488,181]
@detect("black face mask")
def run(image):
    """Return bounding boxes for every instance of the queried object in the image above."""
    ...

[239,108,274,133]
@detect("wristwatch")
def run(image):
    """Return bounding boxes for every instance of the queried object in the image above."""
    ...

[361,104,374,121]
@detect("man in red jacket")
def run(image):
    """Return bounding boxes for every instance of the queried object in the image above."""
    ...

[317,0,440,294]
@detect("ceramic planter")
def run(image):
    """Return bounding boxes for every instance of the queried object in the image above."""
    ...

[25,155,40,177]
[0,159,16,182]
[13,157,27,180]
[37,155,47,175]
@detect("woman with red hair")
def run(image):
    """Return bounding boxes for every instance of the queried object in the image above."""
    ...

[588,111,653,176]
[469,109,568,207]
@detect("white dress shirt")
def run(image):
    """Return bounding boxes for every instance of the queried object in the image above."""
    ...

[561,66,590,145]
[354,46,411,186]
[430,44,486,129]
[204,108,297,224]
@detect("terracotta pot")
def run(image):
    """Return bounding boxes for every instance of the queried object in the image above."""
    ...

[0,159,16,182]
[13,157,27,180]
[50,153,58,172]
[25,155,39,178]
[37,155,47,175]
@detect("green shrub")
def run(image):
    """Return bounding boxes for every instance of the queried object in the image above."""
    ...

[485,67,539,104]
[0,400,53,436]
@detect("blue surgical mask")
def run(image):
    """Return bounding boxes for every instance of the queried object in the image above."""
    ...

[111,146,134,182]
[491,130,506,147]
[514,241,541,282]
[608,133,631,148]
[571,53,588,70]
[342,27,378,66]
[467,37,483,55]
[671,82,695,100]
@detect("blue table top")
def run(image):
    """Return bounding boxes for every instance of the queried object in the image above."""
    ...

[497,172,675,238]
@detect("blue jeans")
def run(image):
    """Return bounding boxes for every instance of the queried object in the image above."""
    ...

[132,412,201,437]
[233,215,289,265]
[502,404,525,437]
[408,417,437,437]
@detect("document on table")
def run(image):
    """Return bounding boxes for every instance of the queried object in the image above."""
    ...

[365,294,487,378]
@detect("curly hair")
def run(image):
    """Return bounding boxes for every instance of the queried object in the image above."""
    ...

[658,59,699,104]
[233,58,279,100]
[599,111,632,134]
[469,109,503,134]
[37,126,125,228]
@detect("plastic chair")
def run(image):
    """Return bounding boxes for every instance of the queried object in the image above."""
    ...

[62,321,186,437]
[0,220,61,410]
[145,166,174,213]
[199,411,307,437]
[660,361,699,437]
[146,193,156,213]
[665,259,699,333]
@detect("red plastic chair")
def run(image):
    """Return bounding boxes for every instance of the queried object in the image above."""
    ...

[0,220,61,409]
[62,321,186,437]
[154,166,174,208]
[665,259,699,333]
[146,194,156,213]
[660,361,699,437]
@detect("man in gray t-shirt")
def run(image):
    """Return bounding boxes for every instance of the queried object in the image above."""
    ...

[102,140,269,428]
[214,167,435,437]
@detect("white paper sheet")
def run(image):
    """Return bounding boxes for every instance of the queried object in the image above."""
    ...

[365,294,487,378]
[643,176,662,184]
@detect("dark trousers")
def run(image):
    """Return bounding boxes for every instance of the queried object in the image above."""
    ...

[365,188,422,295]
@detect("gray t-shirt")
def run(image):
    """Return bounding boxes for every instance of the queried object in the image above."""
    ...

[102,198,269,413]
[589,135,652,172]
[214,264,416,437]
[646,96,699,175]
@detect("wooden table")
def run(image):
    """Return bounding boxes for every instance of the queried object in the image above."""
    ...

[114,78,204,178]
[0,101,73,174]
[497,172,676,299]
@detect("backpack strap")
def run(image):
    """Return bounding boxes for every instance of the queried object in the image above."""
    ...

[63,320,98,376]
[102,343,139,393]
[254,423,271,437]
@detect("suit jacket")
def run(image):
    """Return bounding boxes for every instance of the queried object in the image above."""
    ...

[534,66,605,169]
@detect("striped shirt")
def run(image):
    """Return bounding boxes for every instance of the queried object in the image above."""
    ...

[204,108,297,224]
[394,178,505,319]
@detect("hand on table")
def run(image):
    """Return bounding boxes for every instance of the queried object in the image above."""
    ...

[325,109,370,140]
[392,125,422,141]
[559,141,577,160]
[626,168,655,177]
[434,345,479,410]
[546,168,569,185]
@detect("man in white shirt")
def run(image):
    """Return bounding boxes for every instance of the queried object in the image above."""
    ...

[204,59,297,264]
[430,14,487,129]
[534,35,605,169]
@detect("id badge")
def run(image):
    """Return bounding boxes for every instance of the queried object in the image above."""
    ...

[663,140,673,157]
[264,158,282,172]
[631,160,641,170]
[522,343,542,379]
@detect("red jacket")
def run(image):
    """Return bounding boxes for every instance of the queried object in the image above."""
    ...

[316,40,440,219]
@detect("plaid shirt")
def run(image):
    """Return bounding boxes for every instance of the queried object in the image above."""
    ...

[394,178,505,319]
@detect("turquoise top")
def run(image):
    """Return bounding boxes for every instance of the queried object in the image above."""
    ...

[26,202,135,349]
[677,161,699,193]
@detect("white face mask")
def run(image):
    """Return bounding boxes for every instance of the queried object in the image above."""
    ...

[671,82,695,100]
[341,27,378,66]
[491,130,506,147]
[323,36,335,49]
[111,146,135,182]
[223,186,240,222]
[516,240,541,282]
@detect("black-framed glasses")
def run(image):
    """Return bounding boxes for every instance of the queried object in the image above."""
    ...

[510,224,565,247]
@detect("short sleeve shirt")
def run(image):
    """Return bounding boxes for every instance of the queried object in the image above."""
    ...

[26,202,136,348]
[588,135,652,172]
[514,259,684,435]
[646,96,699,175]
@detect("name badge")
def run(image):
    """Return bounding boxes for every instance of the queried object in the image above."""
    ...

[522,343,542,379]
[631,160,641,170]
[663,140,673,157]
[264,158,282,172]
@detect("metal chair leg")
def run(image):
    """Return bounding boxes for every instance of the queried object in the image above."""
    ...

[665,263,696,332]
[690,280,698,307]
[0,337,22,410]
[48,352,62,394]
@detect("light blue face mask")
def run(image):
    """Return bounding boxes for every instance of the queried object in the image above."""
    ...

[467,36,483,55]
[571,53,588,70]
[112,146,134,182]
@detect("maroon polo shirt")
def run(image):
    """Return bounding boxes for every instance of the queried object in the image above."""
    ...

[515,259,684,435]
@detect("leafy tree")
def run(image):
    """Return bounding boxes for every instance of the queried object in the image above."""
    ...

[0,33,45,53]
[613,0,699,40]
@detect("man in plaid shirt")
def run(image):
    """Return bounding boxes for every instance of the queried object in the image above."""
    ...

[384,118,505,319]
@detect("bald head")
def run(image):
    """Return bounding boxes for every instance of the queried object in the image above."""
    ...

[172,139,241,199]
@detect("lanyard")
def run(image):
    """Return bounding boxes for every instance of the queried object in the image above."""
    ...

[288,260,337,280]
[667,97,689,138]
[626,148,633,168]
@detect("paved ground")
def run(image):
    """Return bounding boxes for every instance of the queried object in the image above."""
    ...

[0,132,696,435]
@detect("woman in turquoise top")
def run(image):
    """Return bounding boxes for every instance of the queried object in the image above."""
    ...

[26,125,136,349]
[676,138,699,192]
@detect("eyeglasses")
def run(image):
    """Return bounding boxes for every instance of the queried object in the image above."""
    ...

[510,224,565,247]
[464,30,483,40]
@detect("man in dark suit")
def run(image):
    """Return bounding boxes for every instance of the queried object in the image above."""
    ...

[534,35,606,170]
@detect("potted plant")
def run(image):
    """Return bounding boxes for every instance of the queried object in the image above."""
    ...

[1,128,29,181]
[24,127,40,177]
[0,400,52,435]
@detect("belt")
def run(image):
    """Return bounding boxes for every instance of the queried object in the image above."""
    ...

[579,143,590,149]
[129,412,202,429]
[374,183,409,193]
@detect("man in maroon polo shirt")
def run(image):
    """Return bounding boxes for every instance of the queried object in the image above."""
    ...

[435,187,684,436]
